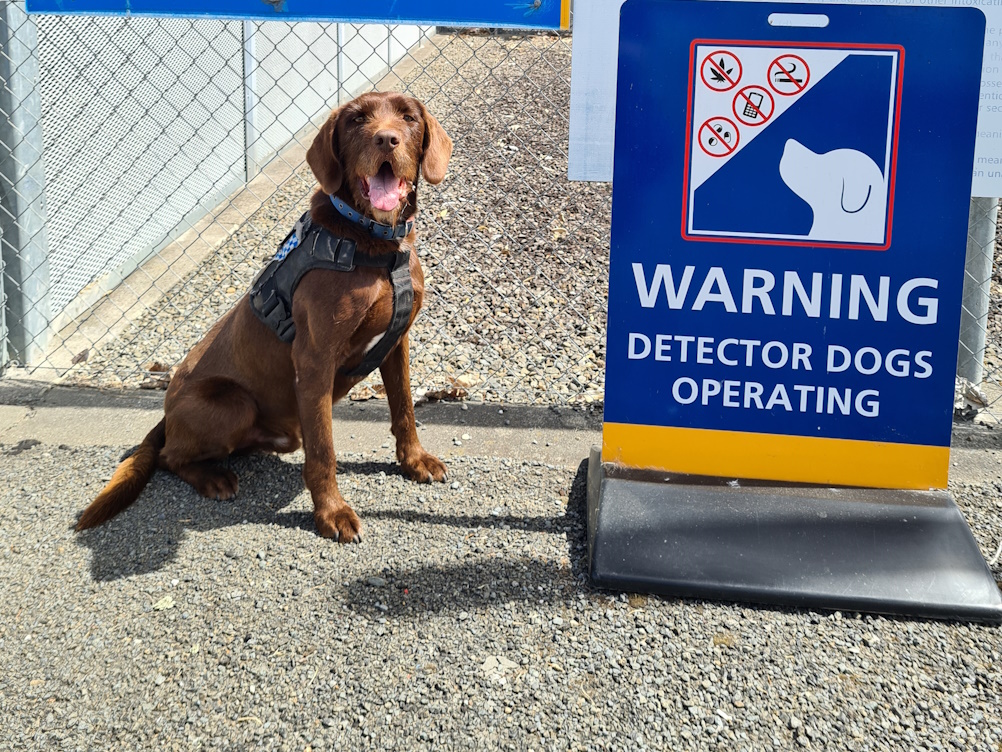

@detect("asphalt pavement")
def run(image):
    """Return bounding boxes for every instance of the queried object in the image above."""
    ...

[1,379,1000,751]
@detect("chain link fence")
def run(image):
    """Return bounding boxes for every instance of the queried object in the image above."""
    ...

[3,4,1001,416]
[0,4,611,405]
[957,196,1002,423]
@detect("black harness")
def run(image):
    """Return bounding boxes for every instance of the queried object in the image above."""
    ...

[248,210,414,380]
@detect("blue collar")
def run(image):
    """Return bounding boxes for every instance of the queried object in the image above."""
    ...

[329,194,415,240]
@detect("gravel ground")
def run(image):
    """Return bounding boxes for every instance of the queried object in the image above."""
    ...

[64,32,611,406]
[1,435,1001,751]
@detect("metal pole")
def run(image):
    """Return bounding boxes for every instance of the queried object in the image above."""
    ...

[0,0,51,368]
[957,196,998,385]
[337,23,345,105]
[0,224,7,372]
[242,20,258,181]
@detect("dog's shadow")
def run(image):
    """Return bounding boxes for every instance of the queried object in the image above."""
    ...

[74,454,592,595]
[75,453,382,581]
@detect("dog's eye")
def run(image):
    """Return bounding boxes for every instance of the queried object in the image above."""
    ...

[353,115,365,124]
[403,114,415,123]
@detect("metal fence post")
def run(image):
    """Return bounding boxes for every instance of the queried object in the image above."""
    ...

[337,23,345,105]
[242,20,258,181]
[0,223,7,371]
[0,0,50,368]
[957,196,998,385]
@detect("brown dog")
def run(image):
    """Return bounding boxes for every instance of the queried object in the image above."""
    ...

[76,92,453,542]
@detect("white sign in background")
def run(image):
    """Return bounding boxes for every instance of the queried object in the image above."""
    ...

[568,0,1002,197]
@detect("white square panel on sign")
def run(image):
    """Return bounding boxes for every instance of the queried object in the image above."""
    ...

[683,41,902,249]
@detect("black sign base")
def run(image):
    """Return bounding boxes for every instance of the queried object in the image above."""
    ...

[586,448,1002,622]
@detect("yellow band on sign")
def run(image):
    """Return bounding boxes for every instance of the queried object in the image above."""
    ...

[602,423,949,490]
[561,0,571,29]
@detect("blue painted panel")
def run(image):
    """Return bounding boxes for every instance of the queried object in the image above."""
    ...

[606,1,985,448]
[26,0,565,28]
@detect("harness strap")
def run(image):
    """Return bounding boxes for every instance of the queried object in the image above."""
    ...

[341,250,413,379]
[248,211,414,381]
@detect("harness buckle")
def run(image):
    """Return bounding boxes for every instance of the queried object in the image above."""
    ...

[321,235,357,272]
[254,291,286,324]
[275,319,297,343]
[256,292,296,343]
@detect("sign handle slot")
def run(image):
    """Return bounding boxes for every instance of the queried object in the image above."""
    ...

[767,13,829,28]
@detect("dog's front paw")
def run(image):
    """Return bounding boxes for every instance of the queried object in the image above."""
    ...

[400,451,447,483]
[315,505,363,543]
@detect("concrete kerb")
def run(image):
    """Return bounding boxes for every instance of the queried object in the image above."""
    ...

[0,380,603,470]
[1,377,1000,493]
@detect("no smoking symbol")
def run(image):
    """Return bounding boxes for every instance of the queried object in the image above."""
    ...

[732,85,774,126]
[698,117,739,158]
[769,54,810,95]
[700,50,742,92]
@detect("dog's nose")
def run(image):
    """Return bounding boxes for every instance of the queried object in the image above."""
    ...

[373,130,401,151]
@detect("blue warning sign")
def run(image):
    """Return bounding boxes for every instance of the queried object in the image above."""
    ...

[684,42,902,250]
[604,1,985,488]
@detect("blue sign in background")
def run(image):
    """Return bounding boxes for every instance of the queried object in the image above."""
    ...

[26,0,567,28]
[606,1,984,448]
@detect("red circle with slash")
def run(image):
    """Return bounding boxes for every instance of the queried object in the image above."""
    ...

[698,117,740,158]
[768,54,810,95]
[732,85,775,127]
[700,50,742,92]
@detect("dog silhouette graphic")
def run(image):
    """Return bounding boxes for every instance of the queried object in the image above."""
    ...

[779,138,888,245]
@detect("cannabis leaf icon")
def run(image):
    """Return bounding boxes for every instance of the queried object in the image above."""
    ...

[709,57,734,84]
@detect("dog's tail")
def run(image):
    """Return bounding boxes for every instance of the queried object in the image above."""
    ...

[76,418,167,530]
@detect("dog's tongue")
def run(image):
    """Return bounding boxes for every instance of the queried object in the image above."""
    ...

[369,163,403,212]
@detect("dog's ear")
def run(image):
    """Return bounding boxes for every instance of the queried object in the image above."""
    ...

[840,176,874,214]
[418,103,453,185]
[306,108,343,195]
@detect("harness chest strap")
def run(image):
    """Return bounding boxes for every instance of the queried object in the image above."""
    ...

[248,211,414,380]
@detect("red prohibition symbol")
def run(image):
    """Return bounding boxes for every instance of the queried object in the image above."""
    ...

[700,50,742,92]
[698,117,740,158]
[732,85,774,126]
[768,54,810,95]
